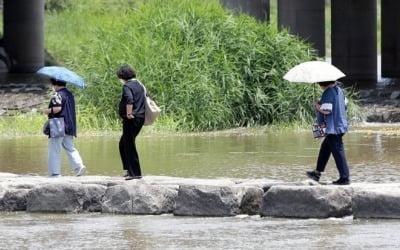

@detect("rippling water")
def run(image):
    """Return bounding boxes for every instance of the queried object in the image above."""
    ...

[1,129,400,182]
[1,213,400,249]
[2,128,400,249]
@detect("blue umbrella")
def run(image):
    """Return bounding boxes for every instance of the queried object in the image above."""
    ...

[37,66,85,88]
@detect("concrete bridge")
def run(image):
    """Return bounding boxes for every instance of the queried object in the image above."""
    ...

[1,0,399,84]
[222,0,400,84]
[0,0,44,73]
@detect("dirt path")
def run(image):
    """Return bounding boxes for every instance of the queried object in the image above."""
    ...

[0,83,49,116]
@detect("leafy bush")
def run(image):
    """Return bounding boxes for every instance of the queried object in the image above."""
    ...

[45,0,321,131]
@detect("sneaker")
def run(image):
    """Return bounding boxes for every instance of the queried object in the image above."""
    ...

[50,174,62,178]
[76,166,86,176]
[306,171,321,182]
[332,178,350,185]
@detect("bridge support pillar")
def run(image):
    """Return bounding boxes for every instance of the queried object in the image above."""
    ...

[381,0,400,78]
[3,0,45,73]
[331,0,377,84]
[220,0,270,22]
[277,0,325,58]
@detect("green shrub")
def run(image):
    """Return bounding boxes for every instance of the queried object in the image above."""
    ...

[44,0,325,131]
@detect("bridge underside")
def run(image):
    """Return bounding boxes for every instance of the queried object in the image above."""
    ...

[222,0,400,84]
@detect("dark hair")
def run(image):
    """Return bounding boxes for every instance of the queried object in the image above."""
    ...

[50,78,66,86]
[318,81,335,87]
[116,65,136,80]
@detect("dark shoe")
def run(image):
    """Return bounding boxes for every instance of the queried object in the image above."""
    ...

[125,175,142,180]
[332,178,350,185]
[306,171,321,182]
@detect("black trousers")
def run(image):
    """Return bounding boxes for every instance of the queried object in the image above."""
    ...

[119,117,144,177]
[316,134,350,180]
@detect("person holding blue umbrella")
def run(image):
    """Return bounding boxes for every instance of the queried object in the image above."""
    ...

[38,67,86,177]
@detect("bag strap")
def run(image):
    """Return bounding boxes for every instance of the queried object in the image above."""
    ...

[132,78,148,97]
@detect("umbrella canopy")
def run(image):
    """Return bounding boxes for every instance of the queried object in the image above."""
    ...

[283,61,345,83]
[37,66,85,88]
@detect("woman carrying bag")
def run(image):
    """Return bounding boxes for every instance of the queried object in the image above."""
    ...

[43,78,86,177]
[116,65,146,180]
[306,81,350,185]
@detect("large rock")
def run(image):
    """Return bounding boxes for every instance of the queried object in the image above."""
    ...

[26,183,106,213]
[174,185,263,216]
[174,185,240,216]
[238,186,264,215]
[143,176,237,187]
[83,184,107,212]
[102,184,178,214]
[101,185,131,214]
[27,183,86,213]
[352,186,400,219]
[0,188,29,211]
[260,185,353,218]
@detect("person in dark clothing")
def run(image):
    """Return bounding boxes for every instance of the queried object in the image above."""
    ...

[117,65,145,180]
[43,78,86,177]
[306,81,350,185]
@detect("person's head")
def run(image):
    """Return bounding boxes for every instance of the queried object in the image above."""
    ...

[50,78,66,89]
[317,81,335,88]
[116,65,136,81]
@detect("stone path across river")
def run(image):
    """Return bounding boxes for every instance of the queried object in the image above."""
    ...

[1,172,400,219]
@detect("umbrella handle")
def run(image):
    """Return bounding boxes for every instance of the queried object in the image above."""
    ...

[313,83,315,100]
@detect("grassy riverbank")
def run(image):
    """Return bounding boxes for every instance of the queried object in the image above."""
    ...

[0,111,170,137]
[43,0,329,131]
[1,0,364,133]
[3,113,397,138]
[0,112,308,137]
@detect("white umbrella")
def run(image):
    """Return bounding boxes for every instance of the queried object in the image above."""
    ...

[283,61,345,83]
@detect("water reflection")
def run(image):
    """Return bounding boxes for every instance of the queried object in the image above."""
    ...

[1,130,400,182]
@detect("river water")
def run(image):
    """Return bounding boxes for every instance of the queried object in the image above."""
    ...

[1,127,400,249]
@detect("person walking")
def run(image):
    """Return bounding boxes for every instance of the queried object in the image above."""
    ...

[43,78,86,177]
[117,65,145,180]
[306,81,350,185]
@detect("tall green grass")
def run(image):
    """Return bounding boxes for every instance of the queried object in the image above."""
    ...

[0,114,47,137]
[44,0,322,131]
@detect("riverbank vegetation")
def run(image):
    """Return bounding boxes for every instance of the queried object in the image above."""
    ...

[1,0,363,134]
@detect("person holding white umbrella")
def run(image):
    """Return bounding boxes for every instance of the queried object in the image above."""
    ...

[306,80,350,185]
[284,61,350,185]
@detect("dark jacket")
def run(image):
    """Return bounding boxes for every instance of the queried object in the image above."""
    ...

[48,88,77,137]
[316,85,348,135]
[118,79,145,119]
